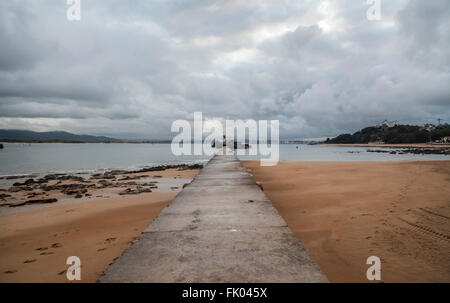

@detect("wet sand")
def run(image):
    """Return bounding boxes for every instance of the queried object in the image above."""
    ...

[243,160,450,282]
[0,168,199,282]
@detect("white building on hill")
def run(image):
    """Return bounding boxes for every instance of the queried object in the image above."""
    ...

[377,120,398,128]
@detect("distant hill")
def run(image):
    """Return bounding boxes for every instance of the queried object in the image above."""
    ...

[326,124,450,144]
[0,130,122,143]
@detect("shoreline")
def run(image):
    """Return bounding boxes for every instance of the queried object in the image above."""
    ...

[0,162,205,181]
[0,167,200,282]
[0,142,168,145]
[1,159,449,282]
[3,142,449,148]
[0,163,203,209]
[320,143,450,149]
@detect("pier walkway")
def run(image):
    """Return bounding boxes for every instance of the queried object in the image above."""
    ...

[99,154,328,282]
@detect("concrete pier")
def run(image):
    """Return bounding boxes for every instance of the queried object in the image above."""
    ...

[98,154,328,282]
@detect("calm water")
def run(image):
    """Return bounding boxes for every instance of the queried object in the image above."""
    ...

[238,144,450,162]
[0,144,210,176]
[0,143,448,176]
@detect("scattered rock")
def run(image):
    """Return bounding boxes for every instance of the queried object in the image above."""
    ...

[41,183,95,192]
[1,163,201,206]
[26,192,44,199]
[121,163,203,175]
[367,149,391,154]
[4,270,17,274]
[8,186,32,193]
[0,193,11,201]
[57,175,85,182]
[141,182,158,189]
[9,198,58,208]
[13,178,43,187]
[119,187,152,195]
[118,175,148,181]
[2,175,33,180]
[105,237,116,244]
[367,148,450,155]
[256,182,264,191]
[91,172,115,180]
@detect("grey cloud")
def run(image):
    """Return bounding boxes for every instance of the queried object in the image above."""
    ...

[0,0,449,139]
[396,0,450,71]
[0,2,52,71]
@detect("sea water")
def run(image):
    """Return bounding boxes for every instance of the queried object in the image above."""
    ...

[0,143,448,176]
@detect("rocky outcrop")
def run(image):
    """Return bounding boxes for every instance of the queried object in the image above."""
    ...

[119,186,153,195]
[9,198,58,208]
[1,162,200,207]
[367,148,450,155]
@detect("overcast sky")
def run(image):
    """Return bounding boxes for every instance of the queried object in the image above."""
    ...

[0,0,449,139]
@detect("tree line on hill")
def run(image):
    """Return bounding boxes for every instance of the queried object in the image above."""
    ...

[0,130,121,143]
[326,124,450,144]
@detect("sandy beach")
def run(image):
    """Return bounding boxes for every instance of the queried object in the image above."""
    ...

[243,160,450,282]
[1,159,449,283]
[0,167,199,282]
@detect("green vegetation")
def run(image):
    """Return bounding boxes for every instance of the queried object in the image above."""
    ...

[326,124,450,144]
